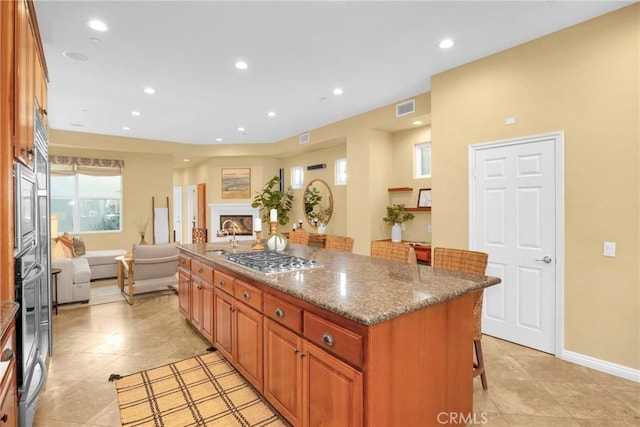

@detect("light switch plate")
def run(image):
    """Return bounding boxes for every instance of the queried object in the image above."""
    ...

[604,242,616,257]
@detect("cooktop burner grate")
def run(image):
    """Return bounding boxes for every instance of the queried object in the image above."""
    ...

[223,251,324,274]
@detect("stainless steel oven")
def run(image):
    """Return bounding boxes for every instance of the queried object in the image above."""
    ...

[14,162,37,256]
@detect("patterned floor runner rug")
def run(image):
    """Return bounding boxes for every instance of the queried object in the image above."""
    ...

[112,351,287,427]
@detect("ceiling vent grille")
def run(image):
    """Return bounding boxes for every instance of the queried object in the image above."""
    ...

[299,133,310,144]
[396,99,415,117]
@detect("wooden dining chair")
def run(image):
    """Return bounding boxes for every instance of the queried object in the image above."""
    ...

[432,247,489,390]
[324,235,354,253]
[370,241,417,264]
[192,228,207,244]
[288,229,310,245]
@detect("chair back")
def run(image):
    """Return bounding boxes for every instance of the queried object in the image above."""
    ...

[289,229,310,245]
[132,244,179,281]
[370,241,417,264]
[432,247,488,339]
[192,228,207,243]
[324,235,354,253]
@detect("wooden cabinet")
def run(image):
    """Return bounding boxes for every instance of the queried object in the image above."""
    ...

[13,0,46,167]
[0,322,16,427]
[177,253,214,343]
[177,268,190,317]
[264,318,363,427]
[213,284,264,392]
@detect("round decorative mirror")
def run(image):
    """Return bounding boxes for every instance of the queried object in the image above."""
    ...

[303,179,333,228]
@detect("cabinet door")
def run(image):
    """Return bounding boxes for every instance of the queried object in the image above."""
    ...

[213,289,234,361]
[303,341,363,427]
[264,319,303,426]
[34,50,47,126]
[0,367,16,427]
[14,0,35,166]
[190,275,202,330]
[234,300,263,392]
[200,280,214,344]
[178,269,190,318]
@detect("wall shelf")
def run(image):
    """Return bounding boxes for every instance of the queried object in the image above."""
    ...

[388,187,413,192]
[405,207,431,212]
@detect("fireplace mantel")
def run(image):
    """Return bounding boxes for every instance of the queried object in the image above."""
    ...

[208,203,259,243]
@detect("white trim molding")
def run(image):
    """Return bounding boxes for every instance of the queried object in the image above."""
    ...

[562,350,640,383]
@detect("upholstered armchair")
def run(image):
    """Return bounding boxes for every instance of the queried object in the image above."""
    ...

[120,244,179,304]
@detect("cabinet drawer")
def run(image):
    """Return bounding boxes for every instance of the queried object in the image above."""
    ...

[234,280,262,312]
[178,254,191,271]
[264,294,302,334]
[213,270,235,294]
[191,259,213,282]
[0,322,15,386]
[303,312,363,368]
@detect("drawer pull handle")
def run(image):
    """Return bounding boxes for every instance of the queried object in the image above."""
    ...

[0,414,7,422]
[0,349,13,362]
[322,333,335,346]
[242,291,250,299]
[275,308,284,318]
[198,268,204,274]
[219,279,225,286]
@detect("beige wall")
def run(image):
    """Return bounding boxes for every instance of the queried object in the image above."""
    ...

[49,131,174,251]
[431,5,639,369]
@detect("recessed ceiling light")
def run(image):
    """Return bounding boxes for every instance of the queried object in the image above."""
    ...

[183,159,190,162]
[235,61,248,70]
[144,87,155,95]
[131,111,141,116]
[267,111,276,117]
[333,88,344,95]
[439,38,454,49]
[88,20,108,32]
[215,138,223,142]
[122,126,130,130]
[413,120,423,125]
[237,127,245,132]
[62,51,88,61]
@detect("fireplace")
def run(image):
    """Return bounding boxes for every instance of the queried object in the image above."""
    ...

[209,203,259,243]
[220,215,253,235]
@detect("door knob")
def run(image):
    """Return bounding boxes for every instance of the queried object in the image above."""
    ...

[535,256,552,263]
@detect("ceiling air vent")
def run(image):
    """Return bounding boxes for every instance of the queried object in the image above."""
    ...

[396,99,415,117]
[299,132,310,144]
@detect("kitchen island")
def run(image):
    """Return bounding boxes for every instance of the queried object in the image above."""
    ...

[178,242,501,427]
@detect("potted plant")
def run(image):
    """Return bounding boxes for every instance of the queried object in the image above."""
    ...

[383,203,415,242]
[251,176,294,227]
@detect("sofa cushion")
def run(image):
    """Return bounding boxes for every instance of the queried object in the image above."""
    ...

[71,257,91,284]
[83,249,127,266]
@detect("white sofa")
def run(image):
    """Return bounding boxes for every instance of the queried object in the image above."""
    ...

[52,249,127,304]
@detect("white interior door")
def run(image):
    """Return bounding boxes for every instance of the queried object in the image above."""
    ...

[173,186,182,243]
[470,132,563,354]
[187,184,196,244]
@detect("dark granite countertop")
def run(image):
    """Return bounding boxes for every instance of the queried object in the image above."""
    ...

[0,302,19,337]
[179,243,501,326]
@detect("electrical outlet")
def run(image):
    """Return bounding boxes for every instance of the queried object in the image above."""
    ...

[427,225,432,233]
[604,242,616,257]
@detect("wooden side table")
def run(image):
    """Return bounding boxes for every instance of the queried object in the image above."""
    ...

[116,254,134,305]
[51,267,61,315]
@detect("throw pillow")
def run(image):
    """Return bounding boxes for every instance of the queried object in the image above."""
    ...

[51,239,69,259]
[72,237,86,257]
[58,233,76,256]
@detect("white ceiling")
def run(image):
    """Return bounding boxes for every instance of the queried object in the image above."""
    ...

[35,1,631,146]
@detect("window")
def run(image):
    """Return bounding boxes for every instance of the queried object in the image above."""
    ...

[415,142,431,178]
[291,166,304,189]
[335,157,347,185]
[50,156,123,233]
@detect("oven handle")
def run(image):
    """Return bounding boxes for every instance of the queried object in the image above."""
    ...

[25,355,47,408]
[26,263,46,282]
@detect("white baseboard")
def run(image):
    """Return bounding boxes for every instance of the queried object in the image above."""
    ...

[561,350,640,383]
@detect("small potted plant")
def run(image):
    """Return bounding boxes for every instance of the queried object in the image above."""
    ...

[383,203,415,242]
[251,175,294,226]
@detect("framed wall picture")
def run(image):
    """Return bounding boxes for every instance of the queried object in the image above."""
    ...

[417,188,432,208]
[221,168,251,199]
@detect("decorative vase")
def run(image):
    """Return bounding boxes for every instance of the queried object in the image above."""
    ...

[391,223,402,243]
[139,233,148,245]
[317,223,327,235]
[267,233,288,251]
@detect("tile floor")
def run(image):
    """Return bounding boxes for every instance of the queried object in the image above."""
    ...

[33,293,639,426]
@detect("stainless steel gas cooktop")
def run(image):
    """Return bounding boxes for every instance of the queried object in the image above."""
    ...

[223,251,324,274]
